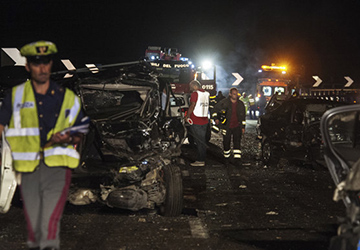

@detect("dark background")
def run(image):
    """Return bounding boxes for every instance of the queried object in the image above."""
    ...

[1,0,359,91]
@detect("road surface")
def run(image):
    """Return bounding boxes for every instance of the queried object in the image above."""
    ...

[0,119,344,250]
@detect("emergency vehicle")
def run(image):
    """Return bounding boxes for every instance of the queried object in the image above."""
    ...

[145,46,217,96]
[145,46,213,143]
[256,64,291,101]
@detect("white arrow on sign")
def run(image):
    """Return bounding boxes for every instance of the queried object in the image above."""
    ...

[61,59,76,78]
[344,76,354,87]
[1,48,26,66]
[232,73,243,86]
[85,64,99,74]
[312,76,322,87]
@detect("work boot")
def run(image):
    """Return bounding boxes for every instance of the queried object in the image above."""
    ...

[190,161,205,167]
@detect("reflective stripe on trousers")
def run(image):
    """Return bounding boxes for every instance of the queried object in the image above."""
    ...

[234,149,242,158]
[224,149,231,158]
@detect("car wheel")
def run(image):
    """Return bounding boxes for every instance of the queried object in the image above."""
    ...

[159,164,183,216]
[261,138,279,166]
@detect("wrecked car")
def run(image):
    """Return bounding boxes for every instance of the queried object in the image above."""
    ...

[1,61,186,216]
[258,97,347,166]
[320,104,360,249]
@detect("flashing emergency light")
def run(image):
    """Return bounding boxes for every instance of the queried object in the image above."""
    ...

[261,65,287,71]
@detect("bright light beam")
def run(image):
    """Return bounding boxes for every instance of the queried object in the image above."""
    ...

[202,60,212,70]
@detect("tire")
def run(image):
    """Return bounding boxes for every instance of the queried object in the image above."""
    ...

[261,138,279,166]
[159,164,183,216]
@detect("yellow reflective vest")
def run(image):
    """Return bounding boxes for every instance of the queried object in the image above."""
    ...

[5,80,81,172]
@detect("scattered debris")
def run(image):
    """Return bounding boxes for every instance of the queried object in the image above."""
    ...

[138,218,146,222]
[196,209,217,217]
[183,195,197,201]
[239,185,247,189]
[266,211,279,215]
[215,203,228,207]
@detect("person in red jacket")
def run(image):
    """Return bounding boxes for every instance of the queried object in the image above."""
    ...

[212,87,246,165]
[185,80,210,167]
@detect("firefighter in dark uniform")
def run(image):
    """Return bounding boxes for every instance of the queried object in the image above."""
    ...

[0,41,89,250]
[212,87,246,165]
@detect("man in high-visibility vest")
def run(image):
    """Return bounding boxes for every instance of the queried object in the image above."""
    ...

[185,80,210,167]
[0,41,89,250]
[240,92,250,115]
[248,94,257,119]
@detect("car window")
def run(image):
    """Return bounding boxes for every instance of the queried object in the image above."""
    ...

[327,111,360,165]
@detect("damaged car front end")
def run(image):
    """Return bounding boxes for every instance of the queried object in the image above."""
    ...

[55,62,186,216]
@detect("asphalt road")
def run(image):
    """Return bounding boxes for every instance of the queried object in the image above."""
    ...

[0,119,344,250]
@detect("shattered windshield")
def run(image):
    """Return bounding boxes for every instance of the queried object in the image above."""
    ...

[81,88,146,119]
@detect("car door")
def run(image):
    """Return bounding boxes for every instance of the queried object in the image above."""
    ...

[320,103,360,250]
[0,131,17,213]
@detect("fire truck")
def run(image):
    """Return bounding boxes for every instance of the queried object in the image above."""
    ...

[256,64,291,101]
[145,46,214,143]
[145,46,217,96]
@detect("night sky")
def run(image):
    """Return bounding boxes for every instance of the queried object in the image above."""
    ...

[1,0,360,90]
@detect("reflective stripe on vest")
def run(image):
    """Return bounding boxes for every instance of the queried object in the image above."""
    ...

[6,81,40,171]
[6,80,81,172]
[193,91,210,117]
[44,88,81,168]
[249,98,255,106]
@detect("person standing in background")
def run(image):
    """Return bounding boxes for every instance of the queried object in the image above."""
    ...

[185,80,210,167]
